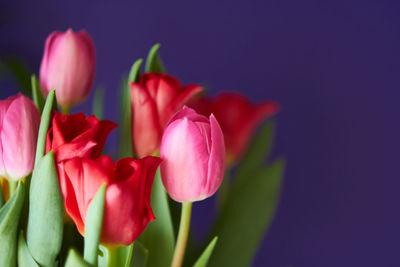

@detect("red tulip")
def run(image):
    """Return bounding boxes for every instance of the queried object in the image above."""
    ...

[130,73,202,157]
[40,29,95,109]
[46,112,117,202]
[61,155,161,245]
[0,94,40,180]
[160,107,225,202]
[188,92,278,164]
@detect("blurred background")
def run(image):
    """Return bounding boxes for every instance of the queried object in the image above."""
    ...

[1,0,399,266]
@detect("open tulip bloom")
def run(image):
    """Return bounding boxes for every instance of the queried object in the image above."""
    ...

[0,29,284,267]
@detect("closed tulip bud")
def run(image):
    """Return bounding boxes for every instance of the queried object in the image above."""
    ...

[40,29,95,109]
[0,94,40,180]
[160,106,225,202]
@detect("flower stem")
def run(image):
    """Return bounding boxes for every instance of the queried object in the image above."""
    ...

[8,180,18,197]
[61,106,70,115]
[106,247,118,267]
[171,201,192,267]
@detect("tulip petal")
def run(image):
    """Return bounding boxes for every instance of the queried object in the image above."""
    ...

[64,157,111,234]
[131,83,161,157]
[167,106,209,126]
[39,31,60,97]
[91,119,117,158]
[205,114,225,198]
[163,84,203,127]
[160,118,209,202]
[142,74,180,116]
[0,97,13,178]
[1,95,40,180]
[101,157,160,245]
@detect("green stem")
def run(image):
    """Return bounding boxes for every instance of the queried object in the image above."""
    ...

[61,106,70,115]
[106,247,118,267]
[8,180,18,197]
[171,202,192,267]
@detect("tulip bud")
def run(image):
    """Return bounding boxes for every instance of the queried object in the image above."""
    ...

[40,29,95,109]
[0,94,40,180]
[160,106,225,202]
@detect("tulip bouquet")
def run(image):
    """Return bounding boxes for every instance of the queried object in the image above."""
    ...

[0,29,284,267]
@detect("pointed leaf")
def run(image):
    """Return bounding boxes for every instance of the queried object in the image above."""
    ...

[119,59,143,158]
[193,237,218,267]
[65,249,94,267]
[145,44,165,73]
[92,87,105,120]
[34,89,55,166]
[131,241,149,267]
[31,75,45,114]
[138,168,174,267]
[128,59,143,83]
[0,182,25,267]
[208,160,285,267]
[27,151,63,267]
[84,184,106,265]
[18,231,39,267]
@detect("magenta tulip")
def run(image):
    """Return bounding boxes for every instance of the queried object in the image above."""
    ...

[160,106,225,202]
[40,29,95,109]
[0,94,40,181]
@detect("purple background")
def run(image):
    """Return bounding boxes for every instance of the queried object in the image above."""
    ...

[1,0,399,266]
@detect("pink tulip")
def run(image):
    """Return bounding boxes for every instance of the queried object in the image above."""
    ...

[0,94,40,180]
[160,106,225,202]
[40,29,95,108]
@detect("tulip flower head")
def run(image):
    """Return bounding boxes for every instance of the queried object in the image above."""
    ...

[0,94,40,181]
[45,112,117,209]
[160,106,225,202]
[40,29,95,109]
[189,92,278,164]
[61,155,160,246]
[130,73,203,158]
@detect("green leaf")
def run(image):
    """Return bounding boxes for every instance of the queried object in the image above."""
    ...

[65,249,94,267]
[17,231,39,267]
[208,160,285,267]
[34,89,55,166]
[131,241,149,267]
[0,182,25,267]
[128,59,143,83]
[27,151,64,267]
[138,168,175,267]
[31,75,45,114]
[235,122,275,188]
[92,87,105,119]
[145,44,165,73]
[119,59,143,158]
[192,237,218,267]
[84,184,106,265]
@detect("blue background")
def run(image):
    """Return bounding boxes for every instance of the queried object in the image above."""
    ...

[1,0,399,266]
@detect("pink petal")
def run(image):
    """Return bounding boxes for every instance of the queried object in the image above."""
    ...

[160,118,209,202]
[204,114,225,198]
